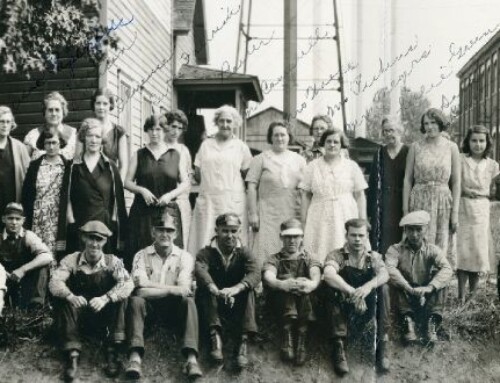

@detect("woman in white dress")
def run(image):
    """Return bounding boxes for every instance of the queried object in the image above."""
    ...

[247,121,306,264]
[300,128,367,264]
[162,110,193,248]
[188,105,252,255]
[24,92,76,160]
[457,125,499,303]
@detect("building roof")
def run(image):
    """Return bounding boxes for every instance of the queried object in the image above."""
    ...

[457,28,500,78]
[174,64,264,102]
[247,106,310,128]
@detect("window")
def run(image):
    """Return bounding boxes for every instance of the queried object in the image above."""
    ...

[493,53,498,95]
[141,95,153,147]
[479,64,485,101]
[486,59,491,98]
[118,80,132,136]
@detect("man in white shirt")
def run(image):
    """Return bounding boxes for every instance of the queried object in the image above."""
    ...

[125,213,202,380]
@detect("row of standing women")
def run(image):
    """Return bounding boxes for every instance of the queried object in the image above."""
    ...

[1,92,498,304]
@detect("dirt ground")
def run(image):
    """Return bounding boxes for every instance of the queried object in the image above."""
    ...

[0,280,499,383]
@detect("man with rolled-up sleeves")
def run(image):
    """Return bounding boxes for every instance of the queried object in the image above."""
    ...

[125,213,202,380]
[385,210,453,344]
[50,220,133,382]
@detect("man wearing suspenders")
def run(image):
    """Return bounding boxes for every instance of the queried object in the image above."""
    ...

[323,218,391,376]
[49,220,133,382]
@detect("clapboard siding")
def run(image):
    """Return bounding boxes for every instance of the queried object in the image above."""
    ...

[106,0,173,156]
[0,53,99,140]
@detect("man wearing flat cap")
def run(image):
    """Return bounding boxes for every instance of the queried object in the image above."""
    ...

[125,213,202,380]
[262,218,321,366]
[0,202,53,309]
[385,210,453,344]
[195,212,260,370]
[323,218,391,375]
[49,220,134,381]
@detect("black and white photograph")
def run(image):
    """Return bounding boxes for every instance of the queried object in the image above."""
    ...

[0,0,499,381]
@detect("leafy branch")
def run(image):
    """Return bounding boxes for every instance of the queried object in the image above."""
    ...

[0,0,119,76]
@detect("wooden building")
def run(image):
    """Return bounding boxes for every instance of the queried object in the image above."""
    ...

[174,64,263,161]
[246,106,310,153]
[348,137,381,175]
[1,0,209,156]
[457,29,500,159]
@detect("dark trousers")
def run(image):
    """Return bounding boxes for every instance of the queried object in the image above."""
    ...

[327,284,390,339]
[198,290,258,336]
[56,299,126,351]
[6,266,49,308]
[266,290,315,323]
[126,295,199,356]
[397,287,445,322]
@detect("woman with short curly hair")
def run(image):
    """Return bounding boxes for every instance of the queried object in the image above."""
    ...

[24,91,77,160]
[67,118,127,254]
[188,105,252,254]
[403,108,461,266]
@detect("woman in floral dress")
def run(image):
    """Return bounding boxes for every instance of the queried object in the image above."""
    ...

[403,108,461,266]
[247,121,306,264]
[22,130,71,260]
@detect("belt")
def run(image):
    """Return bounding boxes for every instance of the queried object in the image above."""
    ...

[415,181,448,187]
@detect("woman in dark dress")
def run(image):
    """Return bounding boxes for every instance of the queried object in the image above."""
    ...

[67,118,127,255]
[75,88,129,180]
[125,115,190,267]
[0,106,30,217]
[368,116,409,254]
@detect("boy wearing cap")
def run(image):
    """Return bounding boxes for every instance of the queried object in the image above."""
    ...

[262,218,321,366]
[385,210,452,344]
[125,213,202,380]
[0,202,53,309]
[323,218,390,375]
[49,220,134,381]
[195,212,260,370]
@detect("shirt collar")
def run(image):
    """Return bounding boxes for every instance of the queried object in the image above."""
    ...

[145,244,182,258]
[210,238,242,256]
[41,155,65,165]
[278,247,308,259]
[2,228,25,240]
[341,244,370,258]
[73,152,111,165]
[165,142,181,151]
[402,238,428,252]
[78,251,107,267]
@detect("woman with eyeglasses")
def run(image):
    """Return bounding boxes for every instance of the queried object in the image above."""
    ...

[22,130,72,260]
[163,110,193,247]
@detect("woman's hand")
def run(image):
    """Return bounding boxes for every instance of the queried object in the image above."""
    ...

[141,188,158,206]
[450,214,459,234]
[248,212,259,232]
[157,193,172,207]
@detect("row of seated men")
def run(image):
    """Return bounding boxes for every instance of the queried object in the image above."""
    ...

[0,202,452,381]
